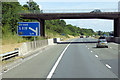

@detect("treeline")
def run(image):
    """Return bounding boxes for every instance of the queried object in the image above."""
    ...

[2,2,22,35]
[46,20,94,36]
[2,1,95,42]
[2,2,39,35]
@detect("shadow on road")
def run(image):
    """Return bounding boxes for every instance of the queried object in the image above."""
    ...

[92,46,109,49]
[56,41,97,44]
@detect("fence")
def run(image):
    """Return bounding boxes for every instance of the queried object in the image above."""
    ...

[19,39,48,56]
[0,38,61,61]
[0,39,49,61]
[0,50,19,61]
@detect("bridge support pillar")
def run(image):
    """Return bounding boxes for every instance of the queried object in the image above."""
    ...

[114,18,120,37]
[38,19,45,37]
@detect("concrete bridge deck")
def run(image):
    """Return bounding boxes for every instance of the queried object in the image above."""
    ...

[19,12,120,20]
[19,12,120,38]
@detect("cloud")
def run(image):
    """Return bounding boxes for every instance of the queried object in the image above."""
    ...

[39,5,42,9]
[64,19,113,32]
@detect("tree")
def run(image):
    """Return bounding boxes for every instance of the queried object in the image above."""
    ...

[22,4,29,10]
[22,1,40,11]
[2,2,22,34]
[98,31,102,36]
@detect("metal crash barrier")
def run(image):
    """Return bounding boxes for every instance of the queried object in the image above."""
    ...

[0,50,19,61]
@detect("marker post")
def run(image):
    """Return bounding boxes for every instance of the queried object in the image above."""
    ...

[34,37,36,49]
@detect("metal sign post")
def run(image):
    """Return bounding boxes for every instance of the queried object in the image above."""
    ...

[34,37,36,48]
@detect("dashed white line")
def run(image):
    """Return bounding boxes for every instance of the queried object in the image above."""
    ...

[86,46,87,47]
[95,55,98,58]
[105,64,112,69]
[91,51,93,52]
[47,41,71,79]
[88,48,89,49]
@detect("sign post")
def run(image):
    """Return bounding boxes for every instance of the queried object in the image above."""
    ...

[34,37,36,48]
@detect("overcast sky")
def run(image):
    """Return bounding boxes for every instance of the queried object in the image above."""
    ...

[19,0,119,32]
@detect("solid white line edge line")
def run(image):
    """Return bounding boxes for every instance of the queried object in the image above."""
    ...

[0,46,48,76]
[47,42,71,78]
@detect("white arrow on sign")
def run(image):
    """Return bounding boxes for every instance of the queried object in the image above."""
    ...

[29,27,38,36]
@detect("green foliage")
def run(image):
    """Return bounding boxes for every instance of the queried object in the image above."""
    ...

[2,1,41,44]
[22,1,40,11]
[2,1,97,45]
[2,2,22,34]
[46,20,95,37]
[96,30,109,36]
[2,33,27,45]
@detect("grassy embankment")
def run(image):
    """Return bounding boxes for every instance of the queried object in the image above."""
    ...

[1,30,76,54]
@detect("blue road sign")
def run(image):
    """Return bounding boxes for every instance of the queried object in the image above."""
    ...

[104,34,106,36]
[17,22,40,36]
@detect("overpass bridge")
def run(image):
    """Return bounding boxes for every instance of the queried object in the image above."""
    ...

[19,10,120,38]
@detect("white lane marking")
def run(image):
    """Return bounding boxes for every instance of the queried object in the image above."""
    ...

[47,42,71,78]
[1,52,40,74]
[95,55,98,58]
[105,64,112,69]
[1,60,23,75]
[0,73,2,76]
[91,51,93,52]
[6,62,22,72]
[1,46,49,75]
[86,46,87,47]
[88,48,89,49]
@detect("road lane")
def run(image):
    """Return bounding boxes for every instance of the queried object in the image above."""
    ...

[83,38,118,76]
[52,38,117,78]
[3,44,69,78]
[2,38,118,79]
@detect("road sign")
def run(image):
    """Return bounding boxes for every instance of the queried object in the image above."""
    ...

[104,34,106,36]
[17,22,40,36]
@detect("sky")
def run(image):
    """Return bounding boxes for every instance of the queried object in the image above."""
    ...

[19,0,119,2]
[19,0,119,32]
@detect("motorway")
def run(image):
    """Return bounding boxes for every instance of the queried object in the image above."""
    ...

[2,38,119,79]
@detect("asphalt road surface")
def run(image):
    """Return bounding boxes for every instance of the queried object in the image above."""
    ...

[83,38,118,76]
[52,38,118,78]
[2,38,119,79]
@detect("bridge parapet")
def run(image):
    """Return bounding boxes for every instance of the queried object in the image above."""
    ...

[19,9,118,14]
[18,9,120,38]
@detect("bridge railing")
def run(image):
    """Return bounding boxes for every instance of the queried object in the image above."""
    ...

[19,10,43,14]
[19,9,118,14]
